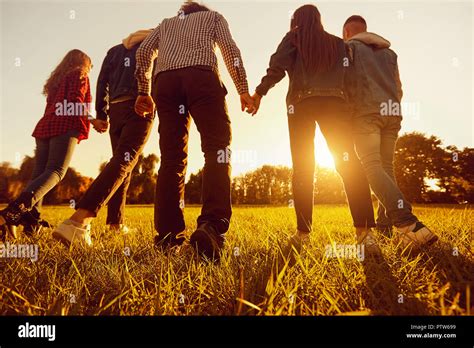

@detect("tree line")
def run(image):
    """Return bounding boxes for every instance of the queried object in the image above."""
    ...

[1,132,472,205]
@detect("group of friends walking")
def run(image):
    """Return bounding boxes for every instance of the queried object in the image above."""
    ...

[0,2,438,261]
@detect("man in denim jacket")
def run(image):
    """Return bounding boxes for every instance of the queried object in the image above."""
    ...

[343,15,437,250]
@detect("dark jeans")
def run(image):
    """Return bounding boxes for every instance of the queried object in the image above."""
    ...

[19,130,78,210]
[77,99,153,221]
[152,66,232,235]
[353,114,417,228]
[288,97,375,233]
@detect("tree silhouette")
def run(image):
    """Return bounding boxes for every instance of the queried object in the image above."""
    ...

[126,153,159,204]
[185,169,203,204]
[1,132,472,205]
[394,132,448,203]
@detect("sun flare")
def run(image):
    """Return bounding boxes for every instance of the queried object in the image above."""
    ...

[315,128,336,169]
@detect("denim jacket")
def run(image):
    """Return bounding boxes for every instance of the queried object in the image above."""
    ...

[255,31,348,108]
[345,32,403,117]
[96,44,139,120]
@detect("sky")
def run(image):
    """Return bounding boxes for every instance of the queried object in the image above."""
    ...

[1,0,473,179]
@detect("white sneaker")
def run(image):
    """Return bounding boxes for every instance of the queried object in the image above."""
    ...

[52,220,92,247]
[396,221,437,249]
[356,228,381,255]
[108,224,131,235]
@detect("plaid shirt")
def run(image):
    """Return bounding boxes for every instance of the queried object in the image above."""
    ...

[136,10,249,95]
[32,69,91,142]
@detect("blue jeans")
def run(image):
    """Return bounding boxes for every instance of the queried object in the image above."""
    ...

[20,130,78,210]
[353,114,418,228]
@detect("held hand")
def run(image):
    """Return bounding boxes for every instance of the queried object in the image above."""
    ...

[251,93,262,116]
[240,92,256,115]
[91,119,109,133]
[135,95,155,117]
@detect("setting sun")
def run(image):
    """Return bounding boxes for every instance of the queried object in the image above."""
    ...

[0,0,471,338]
[315,127,336,169]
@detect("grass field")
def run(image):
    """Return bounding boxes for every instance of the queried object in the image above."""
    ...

[0,204,472,316]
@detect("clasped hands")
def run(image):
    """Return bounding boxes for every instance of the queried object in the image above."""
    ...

[240,92,262,116]
[90,118,109,133]
[134,92,263,117]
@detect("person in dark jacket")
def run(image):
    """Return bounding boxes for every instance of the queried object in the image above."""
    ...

[251,5,377,253]
[343,15,437,250]
[52,30,154,247]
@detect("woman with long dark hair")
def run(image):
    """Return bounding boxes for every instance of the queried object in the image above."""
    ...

[0,49,107,238]
[252,5,377,251]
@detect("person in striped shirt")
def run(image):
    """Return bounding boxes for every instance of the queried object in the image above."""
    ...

[134,1,255,261]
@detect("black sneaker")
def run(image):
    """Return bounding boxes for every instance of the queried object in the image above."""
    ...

[190,222,225,262]
[0,203,29,226]
[154,231,185,250]
[0,192,34,226]
[19,208,52,236]
[23,223,47,236]
[23,223,38,235]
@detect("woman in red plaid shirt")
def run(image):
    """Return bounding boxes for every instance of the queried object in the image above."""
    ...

[0,49,107,236]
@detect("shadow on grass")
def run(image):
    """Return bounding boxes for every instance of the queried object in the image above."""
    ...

[361,254,430,315]
[362,239,474,315]
[418,240,474,314]
[233,237,300,315]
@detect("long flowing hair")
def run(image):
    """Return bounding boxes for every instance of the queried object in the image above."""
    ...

[43,49,91,96]
[290,4,339,74]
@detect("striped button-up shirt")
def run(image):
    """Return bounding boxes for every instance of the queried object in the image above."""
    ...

[136,10,249,95]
